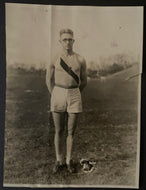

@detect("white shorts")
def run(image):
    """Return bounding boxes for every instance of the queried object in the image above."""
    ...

[50,86,82,113]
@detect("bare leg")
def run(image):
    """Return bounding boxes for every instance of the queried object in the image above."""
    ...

[66,113,78,165]
[52,112,65,164]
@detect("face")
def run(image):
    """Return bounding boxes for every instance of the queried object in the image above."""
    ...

[59,33,75,50]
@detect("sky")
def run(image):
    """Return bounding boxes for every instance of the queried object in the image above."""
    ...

[6,4,143,68]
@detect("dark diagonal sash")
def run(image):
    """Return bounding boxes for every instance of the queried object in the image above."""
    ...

[60,58,79,85]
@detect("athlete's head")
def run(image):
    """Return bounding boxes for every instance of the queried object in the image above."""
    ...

[59,29,75,51]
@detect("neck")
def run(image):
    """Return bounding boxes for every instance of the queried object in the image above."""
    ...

[62,49,73,56]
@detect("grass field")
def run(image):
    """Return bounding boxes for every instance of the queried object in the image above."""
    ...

[4,64,140,187]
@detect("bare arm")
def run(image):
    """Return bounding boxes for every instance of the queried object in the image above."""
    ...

[79,58,87,92]
[46,62,55,94]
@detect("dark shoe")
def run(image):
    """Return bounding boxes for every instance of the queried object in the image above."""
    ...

[53,161,63,174]
[67,161,75,173]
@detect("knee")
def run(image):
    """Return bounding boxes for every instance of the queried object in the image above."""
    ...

[55,128,64,136]
[67,129,75,137]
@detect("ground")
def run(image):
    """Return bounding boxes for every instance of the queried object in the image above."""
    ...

[3,64,140,187]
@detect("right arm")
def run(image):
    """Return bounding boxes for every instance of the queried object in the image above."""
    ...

[46,62,55,94]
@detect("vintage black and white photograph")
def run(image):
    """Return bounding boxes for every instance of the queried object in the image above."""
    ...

[4,3,143,188]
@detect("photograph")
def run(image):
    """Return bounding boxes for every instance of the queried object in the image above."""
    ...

[3,3,143,188]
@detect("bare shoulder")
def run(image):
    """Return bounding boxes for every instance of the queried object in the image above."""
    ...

[75,53,86,67]
[50,54,59,67]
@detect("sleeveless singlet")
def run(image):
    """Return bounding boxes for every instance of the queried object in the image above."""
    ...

[54,52,81,85]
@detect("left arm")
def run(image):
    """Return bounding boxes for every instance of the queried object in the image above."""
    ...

[79,58,87,92]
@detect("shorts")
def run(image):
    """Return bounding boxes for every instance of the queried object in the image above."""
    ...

[50,86,82,113]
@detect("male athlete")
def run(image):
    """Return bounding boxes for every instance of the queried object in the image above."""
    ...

[46,29,87,173]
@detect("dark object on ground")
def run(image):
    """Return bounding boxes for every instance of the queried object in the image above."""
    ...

[80,159,96,173]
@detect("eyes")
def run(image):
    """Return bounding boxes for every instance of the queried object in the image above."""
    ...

[62,38,74,43]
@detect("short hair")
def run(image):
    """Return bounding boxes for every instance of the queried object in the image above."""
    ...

[60,29,74,37]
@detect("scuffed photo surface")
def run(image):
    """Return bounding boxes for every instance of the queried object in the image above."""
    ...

[4,4,143,188]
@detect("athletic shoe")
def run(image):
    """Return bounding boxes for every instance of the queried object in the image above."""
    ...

[53,161,63,174]
[67,161,75,173]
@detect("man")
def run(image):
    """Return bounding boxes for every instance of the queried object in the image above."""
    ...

[46,29,87,173]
